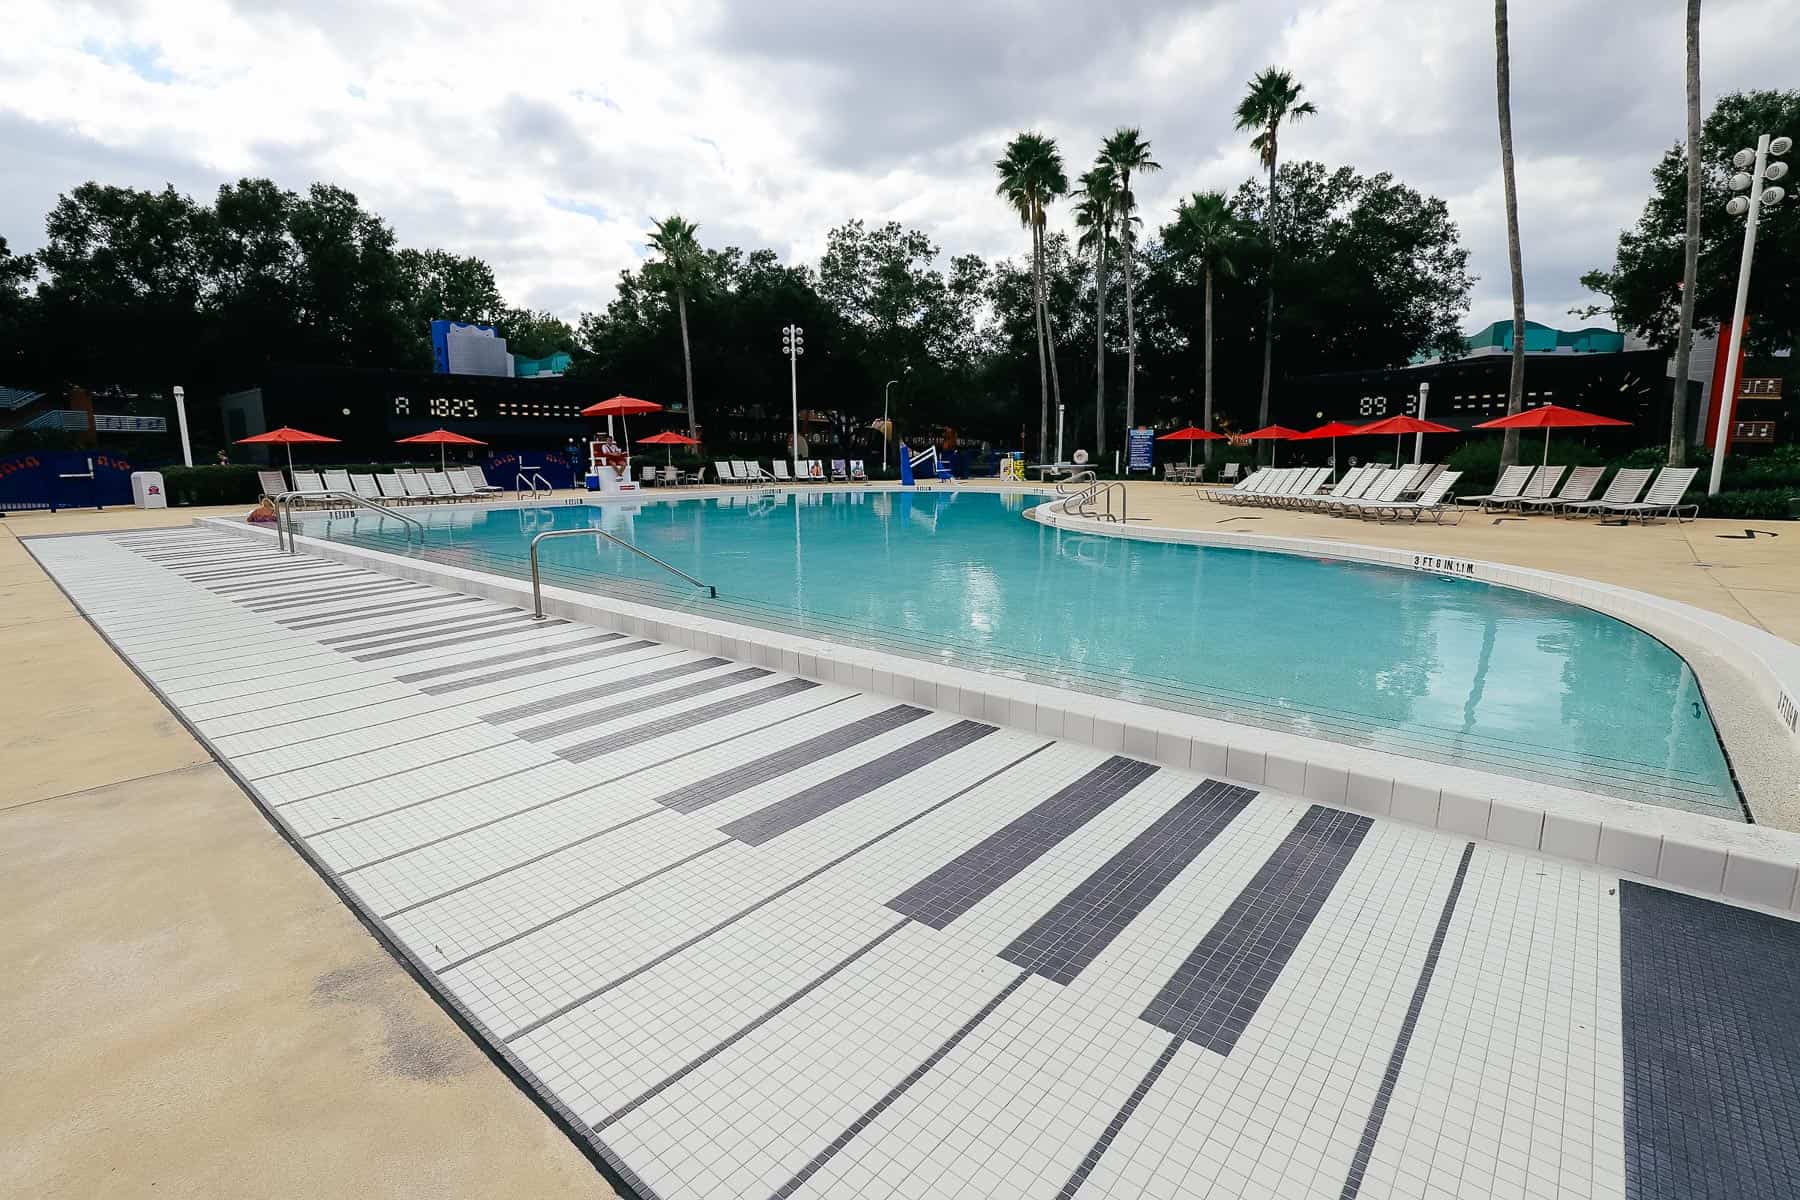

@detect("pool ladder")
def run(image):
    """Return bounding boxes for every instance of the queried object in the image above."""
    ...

[272,490,426,554]
[1059,478,1129,523]
[515,470,554,501]
[529,527,716,619]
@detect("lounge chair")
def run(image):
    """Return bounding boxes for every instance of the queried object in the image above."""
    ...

[1272,467,1333,508]
[375,474,411,503]
[399,472,436,501]
[1560,468,1652,518]
[809,460,827,481]
[1325,465,1422,515]
[1201,467,1270,504]
[713,460,737,485]
[349,473,382,501]
[749,461,776,482]
[769,460,793,482]
[1356,471,1465,523]
[850,459,868,482]
[463,465,505,495]
[829,459,849,482]
[1493,465,1567,512]
[1220,462,1243,483]
[1515,465,1604,514]
[446,470,483,500]
[424,472,456,499]
[1297,464,1375,511]
[1458,464,1535,511]
[257,469,288,499]
[791,458,810,481]
[1595,467,1700,524]
[1215,467,1284,505]
[322,469,353,493]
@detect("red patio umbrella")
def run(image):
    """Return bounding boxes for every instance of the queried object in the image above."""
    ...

[580,394,664,455]
[637,429,700,465]
[1473,404,1630,464]
[1242,424,1301,466]
[235,426,341,476]
[396,427,488,472]
[1354,414,1458,466]
[1157,425,1227,465]
[1290,420,1368,480]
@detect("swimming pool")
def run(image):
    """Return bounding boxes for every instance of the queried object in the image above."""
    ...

[292,489,1738,815]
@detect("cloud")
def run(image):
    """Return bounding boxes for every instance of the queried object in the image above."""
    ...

[2,0,1797,338]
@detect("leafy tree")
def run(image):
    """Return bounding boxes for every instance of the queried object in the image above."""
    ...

[1234,67,1316,445]
[0,236,36,378]
[1669,0,1703,466]
[1165,191,1245,460]
[647,215,706,440]
[398,248,504,328]
[1100,128,1160,440]
[1492,0,1527,466]
[995,132,1069,457]
[1072,162,1120,454]
[1581,89,1800,367]
[495,307,578,361]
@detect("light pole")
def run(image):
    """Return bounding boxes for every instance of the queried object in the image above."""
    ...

[883,379,898,474]
[1413,381,1430,465]
[171,385,193,467]
[1055,401,1066,466]
[781,324,804,474]
[1710,132,1790,496]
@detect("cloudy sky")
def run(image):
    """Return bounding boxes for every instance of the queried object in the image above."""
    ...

[4,0,1796,334]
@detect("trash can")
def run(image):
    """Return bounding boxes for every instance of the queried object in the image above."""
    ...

[130,471,167,509]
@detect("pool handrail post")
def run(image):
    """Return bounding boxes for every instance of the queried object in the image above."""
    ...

[271,489,426,554]
[529,526,716,619]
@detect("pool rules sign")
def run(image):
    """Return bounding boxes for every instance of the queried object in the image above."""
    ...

[1127,427,1153,473]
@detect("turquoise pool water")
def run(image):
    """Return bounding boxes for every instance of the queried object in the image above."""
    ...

[295,489,1738,815]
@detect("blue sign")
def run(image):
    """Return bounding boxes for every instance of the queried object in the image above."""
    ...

[0,451,137,512]
[1127,426,1154,472]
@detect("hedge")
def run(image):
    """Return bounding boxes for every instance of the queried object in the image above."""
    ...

[161,465,266,507]
[1692,488,1800,521]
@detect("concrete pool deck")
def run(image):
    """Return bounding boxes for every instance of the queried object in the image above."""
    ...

[3,485,1799,1199]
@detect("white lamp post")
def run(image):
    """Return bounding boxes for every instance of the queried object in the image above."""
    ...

[1710,132,1790,496]
[1055,401,1066,466]
[1413,381,1430,465]
[171,385,193,467]
[883,378,898,474]
[781,324,804,474]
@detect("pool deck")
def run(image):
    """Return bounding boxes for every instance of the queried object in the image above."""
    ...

[5,491,1800,1200]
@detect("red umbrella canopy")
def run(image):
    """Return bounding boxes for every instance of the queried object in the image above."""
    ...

[636,431,700,445]
[1242,424,1301,440]
[1355,414,1456,436]
[1290,420,1367,440]
[1156,426,1226,441]
[1472,404,1630,430]
[581,394,663,417]
[395,428,488,446]
[235,426,340,445]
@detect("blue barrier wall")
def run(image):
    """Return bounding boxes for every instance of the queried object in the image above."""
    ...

[0,451,138,512]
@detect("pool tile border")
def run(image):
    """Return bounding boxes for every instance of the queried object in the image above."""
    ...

[200,505,1800,917]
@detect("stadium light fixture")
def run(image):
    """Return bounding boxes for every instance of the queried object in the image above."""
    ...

[1710,131,1790,495]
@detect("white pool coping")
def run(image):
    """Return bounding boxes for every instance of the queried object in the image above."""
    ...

[200,487,1800,915]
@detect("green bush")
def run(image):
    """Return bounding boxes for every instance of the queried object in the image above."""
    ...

[162,465,266,507]
[1693,488,1799,521]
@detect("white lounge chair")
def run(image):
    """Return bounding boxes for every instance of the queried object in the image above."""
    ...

[1201,468,1270,504]
[463,465,504,494]
[1492,465,1567,512]
[399,472,435,501]
[713,460,737,485]
[1269,467,1332,508]
[770,460,792,482]
[375,474,411,502]
[1356,471,1465,523]
[1296,464,1375,511]
[1516,465,1604,514]
[1561,468,1652,518]
[321,469,352,493]
[1326,466,1421,515]
[850,459,868,481]
[1596,467,1700,524]
[257,469,288,499]
[829,459,849,482]
[349,473,382,501]
[1459,464,1534,511]
[1213,468,1282,505]
[1220,462,1242,482]
[424,472,456,499]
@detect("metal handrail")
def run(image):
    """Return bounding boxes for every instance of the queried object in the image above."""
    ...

[1054,470,1099,494]
[1057,479,1128,523]
[515,471,553,501]
[273,490,426,554]
[529,527,716,618]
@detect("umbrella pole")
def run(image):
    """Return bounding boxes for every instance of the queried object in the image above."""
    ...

[440,444,447,472]
[1543,427,1551,466]
[286,442,294,480]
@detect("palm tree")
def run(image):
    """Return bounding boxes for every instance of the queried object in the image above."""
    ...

[1074,162,1120,456]
[646,215,705,442]
[995,133,1068,458]
[1234,69,1316,453]
[1172,191,1243,464]
[1493,2,1527,466]
[1100,129,1160,444]
[1669,0,1702,466]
